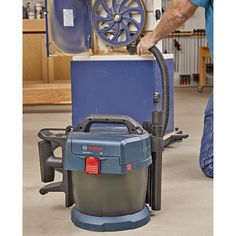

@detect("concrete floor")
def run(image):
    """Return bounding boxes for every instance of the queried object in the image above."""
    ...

[23,87,213,236]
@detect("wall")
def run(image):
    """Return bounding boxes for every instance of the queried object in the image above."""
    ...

[185,7,205,30]
[162,0,205,30]
[23,0,45,9]
[23,0,205,30]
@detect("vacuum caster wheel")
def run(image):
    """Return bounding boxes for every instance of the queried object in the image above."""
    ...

[198,86,203,93]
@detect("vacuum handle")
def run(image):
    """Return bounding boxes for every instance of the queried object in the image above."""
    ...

[74,114,144,135]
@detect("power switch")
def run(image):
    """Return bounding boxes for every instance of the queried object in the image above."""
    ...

[85,157,99,175]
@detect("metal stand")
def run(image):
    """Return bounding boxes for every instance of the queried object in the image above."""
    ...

[163,128,188,147]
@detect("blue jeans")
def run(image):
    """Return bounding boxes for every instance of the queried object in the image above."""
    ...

[199,92,214,178]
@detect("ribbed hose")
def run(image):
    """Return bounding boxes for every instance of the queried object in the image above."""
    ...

[149,46,170,137]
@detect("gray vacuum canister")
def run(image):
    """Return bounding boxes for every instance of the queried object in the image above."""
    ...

[64,125,152,231]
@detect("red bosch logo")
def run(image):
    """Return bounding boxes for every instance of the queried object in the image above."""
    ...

[88,146,103,152]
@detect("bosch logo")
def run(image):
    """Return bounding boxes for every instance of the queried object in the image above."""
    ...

[82,145,88,151]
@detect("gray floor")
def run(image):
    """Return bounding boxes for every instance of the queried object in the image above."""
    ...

[23,87,213,236]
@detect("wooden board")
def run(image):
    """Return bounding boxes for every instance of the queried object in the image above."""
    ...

[23,18,73,105]
[48,56,72,83]
[23,33,48,82]
[23,83,71,105]
[23,19,46,32]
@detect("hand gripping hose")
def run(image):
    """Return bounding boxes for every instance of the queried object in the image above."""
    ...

[149,46,170,137]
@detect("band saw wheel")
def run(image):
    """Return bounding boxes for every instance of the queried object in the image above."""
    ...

[93,0,146,47]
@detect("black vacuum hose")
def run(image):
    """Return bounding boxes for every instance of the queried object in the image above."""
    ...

[149,46,170,137]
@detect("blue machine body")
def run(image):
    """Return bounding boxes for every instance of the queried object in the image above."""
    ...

[71,58,174,133]
[45,1,174,134]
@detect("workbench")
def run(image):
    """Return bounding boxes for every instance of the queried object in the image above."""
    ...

[23,19,72,105]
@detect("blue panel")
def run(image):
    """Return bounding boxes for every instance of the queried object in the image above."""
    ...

[71,59,174,133]
[46,0,91,55]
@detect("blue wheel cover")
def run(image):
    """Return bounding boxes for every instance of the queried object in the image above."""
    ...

[48,0,91,54]
[93,0,145,47]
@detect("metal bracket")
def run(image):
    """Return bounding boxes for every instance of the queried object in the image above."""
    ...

[163,128,189,147]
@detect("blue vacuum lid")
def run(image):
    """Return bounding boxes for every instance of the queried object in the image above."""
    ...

[64,126,152,174]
